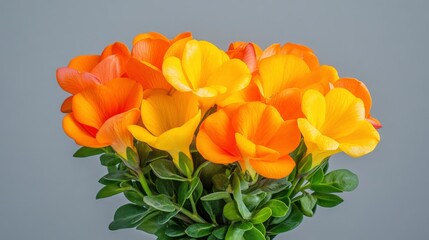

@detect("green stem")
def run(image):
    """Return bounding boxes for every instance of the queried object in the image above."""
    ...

[176,206,207,223]
[137,170,153,196]
[189,195,198,215]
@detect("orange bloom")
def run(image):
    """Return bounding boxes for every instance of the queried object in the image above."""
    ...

[227,42,262,74]
[126,32,192,90]
[63,78,143,160]
[334,78,382,129]
[260,43,320,70]
[197,102,301,179]
[57,42,130,112]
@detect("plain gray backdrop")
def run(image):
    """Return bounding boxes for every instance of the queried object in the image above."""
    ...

[1,0,428,239]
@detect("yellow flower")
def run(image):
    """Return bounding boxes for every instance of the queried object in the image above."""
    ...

[128,90,201,171]
[162,39,251,110]
[297,88,380,167]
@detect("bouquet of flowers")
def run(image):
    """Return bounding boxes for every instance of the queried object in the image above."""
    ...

[57,32,381,240]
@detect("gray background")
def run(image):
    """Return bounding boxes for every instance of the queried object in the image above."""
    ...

[1,0,427,239]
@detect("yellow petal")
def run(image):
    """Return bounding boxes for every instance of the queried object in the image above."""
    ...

[338,121,380,157]
[323,88,366,139]
[128,125,157,146]
[301,89,326,129]
[182,40,202,89]
[297,118,339,152]
[255,54,310,99]
[163,57,193,92]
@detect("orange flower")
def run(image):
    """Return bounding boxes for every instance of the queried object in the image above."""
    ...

[334,78,382,129]
[57,42,130,112]
[260,43,320,70]
[227,42,262,74]
[126,32,192,90]
[197,102,301,179]
[63,78,143,160]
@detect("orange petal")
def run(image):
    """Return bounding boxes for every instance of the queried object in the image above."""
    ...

[68,55,100,73]
[196,130,239,164]
[265,120,301,156]
[249,156,295,179]
[280,43,320,70]
[334,78,372,116]
[56,67,100,94]
[133,32,169,45]
[269,88,303,120]
[91,55,123,83]
[227,42,258,73]
[61,96,73,113]
[260,43,281,60]
[101,42,130,60]
[63,113,106,148]
[131,38,170,69]
[96,109,140,158]
[367,115,382,129]
[126,58,171,90]
[73,78,143,129]
[172,32,192,42]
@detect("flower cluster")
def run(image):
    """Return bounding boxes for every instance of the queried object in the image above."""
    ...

[57,32,381,239]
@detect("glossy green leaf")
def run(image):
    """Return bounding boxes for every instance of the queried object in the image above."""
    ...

[243,226,265,240]
[263,199,289,218]
[158,210,179,224]
[268,205,303,234]
[124,191,144,206]
[298,192,317,217]
[126,147,139,167]
[243,192,267,211]
[136,211,162,234]
[147,149,169,162]
[178,152,194,177]
[232,174,251,219]
[298,154,312,175]
[185,223,214,238]
[324,169,359,192]
[143,194,176,212]
[150,159,187,181]
[73,147,104,158]
[223,201,241,221]
[96,185,126,199]
[212,174,229,191]
[225,224,246,240]
[100,153,121,166]
[108,204,146,230]
[165,224,186,237]
[156,178,176,197]
[101,170,135,182]
[245,178,290,194]
[201,192,230,201]
[251,207,272,224]
[310,168,324,184]
[213,226,227,239]
[313,192,344,208]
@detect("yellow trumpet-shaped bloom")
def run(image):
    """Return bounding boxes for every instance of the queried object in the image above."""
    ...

[128,90,201,167]
[162,39,251,109]
[297,89,380,167]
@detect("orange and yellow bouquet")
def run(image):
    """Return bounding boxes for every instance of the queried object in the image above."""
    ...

[57,32,381,239]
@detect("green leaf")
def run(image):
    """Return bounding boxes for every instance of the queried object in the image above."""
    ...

[212,174,229,191]
[185,223,214,238]
[136,211,161,234]
[186,177,201,200]
[298,192,317,217]
[165,224,186,237]
[73,147,104,158]
[324,169,359,192]
[298,154,312,175]
[150,159,187,181]
[201,192,230,201]
[251,207,272,224]
[268,205,303,235]
[223,201,242,221]
[232,174,251,219]
[212,226,227,239]
[143,194,176,212]
[290,140,307,161]
[243,192,267,211]
[192,180,204,201]
[157,210,179,224]
[126,147,139,167]
[156,178,176,197]
[96,185,126,199]
[136,141,151,166]
[108,204,146,230]
[244,178,290,194]
[243,227,265,240]
[147,149,169,162]
[313,192,344,208]
[202,200,219,223]
[178,181,188,207]
[310,168,324,184]
[270,198,291,225]
[253,223,266,236]
[124,191,144,206]
[237,222,253,231]
[310,183,342,193]
[101,170,135,182]
[178,152,194,177]
[225,224,246,240]
[100,153,121,166]
[263,199,289,218]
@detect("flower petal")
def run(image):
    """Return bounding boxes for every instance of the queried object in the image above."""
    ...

[338,121,380,158]
[133,32,169,45]
[63,113,106,148]
[334,78,372,116]
[249,156,295,179]
[91,55,123,83]
[182,40,202,89]
[68,55,100,72]
[269,88,303,120]
[56,67,100,94]
[131,38,170,69]
[96,109,140,158]
[266,120,301,156]
[297,118,339,152]
[60,96,73,113]
[163,57,193,92]
[301,89,326,129]
[126,58,171,90]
